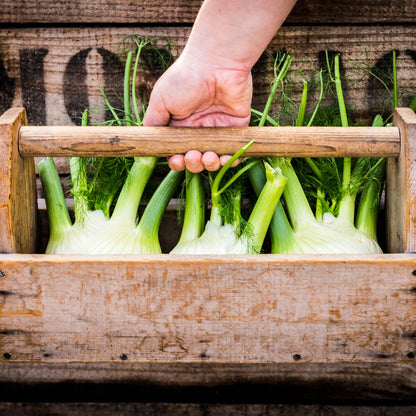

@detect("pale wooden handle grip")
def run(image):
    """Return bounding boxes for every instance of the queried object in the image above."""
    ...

[19,125,400,158]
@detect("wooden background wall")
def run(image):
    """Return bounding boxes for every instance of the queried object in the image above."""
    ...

[1,0,416,413]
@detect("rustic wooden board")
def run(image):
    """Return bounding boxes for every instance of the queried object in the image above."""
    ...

[0,403,415,415]
[1,0,414,24]
[1,362,416,401]
[0,254,415,364]
[1,26,415,126]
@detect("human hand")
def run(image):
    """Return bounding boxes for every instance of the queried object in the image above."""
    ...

[142,52,252,172]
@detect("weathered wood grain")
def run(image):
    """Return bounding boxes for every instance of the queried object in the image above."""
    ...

[1,0,415,24]
[0,108,37,254]
[289,0,416,24]
[1,26,415,126]
[1,362,416,401]
[1,361,415,391]
[0,402,415,415]
[0,254,415,364]
[387,108,416,253]
[19,125,401,158]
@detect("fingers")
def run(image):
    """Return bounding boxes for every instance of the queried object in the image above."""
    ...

[184,150,204,173]
[168,155,186,171]
[201,151,221,171]
[219,155,240,168]
[168,151,240,172]
[168,152,205,173]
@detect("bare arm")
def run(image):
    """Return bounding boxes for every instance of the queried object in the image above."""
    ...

[184,0,297,70]
[143,0,298,172]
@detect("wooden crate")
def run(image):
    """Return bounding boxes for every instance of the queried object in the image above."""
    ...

[0,106,416,405]
[1,0,416,407]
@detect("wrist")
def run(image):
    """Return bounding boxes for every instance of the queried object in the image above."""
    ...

[178,46,252,75]
[181,0,298,71]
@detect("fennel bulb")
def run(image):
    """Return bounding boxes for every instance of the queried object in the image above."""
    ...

[38,157,111,254]
[171,142,287,255]
[39,153,183,255]
[247,51,386,254]
[86,168,183,254]
[171,221,248,255]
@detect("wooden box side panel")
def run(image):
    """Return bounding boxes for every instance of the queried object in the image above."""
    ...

[0,255,415,365]
[387,108,416,253]
[0,108,37,253]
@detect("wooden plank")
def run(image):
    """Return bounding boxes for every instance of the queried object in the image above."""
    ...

[288,0,416,24]
[0,403,415,415]
[19,125,400,158]
[1,362,416,401]
[0,26,415,126]
[0,108,37,254]
[0,254,415,364]
[386,108,416,253]
[1,0,414,24]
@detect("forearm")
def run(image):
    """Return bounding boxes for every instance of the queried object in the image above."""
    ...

[183,0,298,70]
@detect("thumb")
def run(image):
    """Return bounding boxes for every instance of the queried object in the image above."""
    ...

[143,94,171,126]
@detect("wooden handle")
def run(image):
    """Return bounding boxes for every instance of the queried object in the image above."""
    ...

[19,125,400,158]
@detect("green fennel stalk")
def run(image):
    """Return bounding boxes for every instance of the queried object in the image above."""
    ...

[174,170,206,248]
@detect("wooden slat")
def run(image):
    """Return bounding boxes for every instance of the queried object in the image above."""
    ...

[1,26,415,126]
[387,108,416,253]
[1,361,415,392]
[0,403,415,415]
[289,0,416,24]
[0,108,37,254]
[1,362,416,401]
[0,254,415,365]
[1,0,414,24]
[19,125,400,158]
